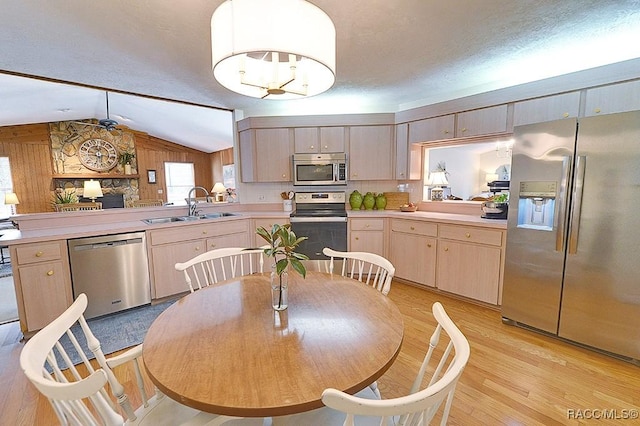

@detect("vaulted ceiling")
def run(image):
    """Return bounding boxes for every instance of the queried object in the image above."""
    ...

[1,0,639,153]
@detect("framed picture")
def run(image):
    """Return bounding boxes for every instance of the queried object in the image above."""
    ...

[147,169,157,184]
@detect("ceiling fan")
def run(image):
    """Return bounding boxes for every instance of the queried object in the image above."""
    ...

[70,91,121,132]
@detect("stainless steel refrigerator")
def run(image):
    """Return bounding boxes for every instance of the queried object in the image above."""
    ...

[502,110,640,362]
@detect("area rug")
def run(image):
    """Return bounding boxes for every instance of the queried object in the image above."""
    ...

[57,300,175,368]
[0,262,12,278]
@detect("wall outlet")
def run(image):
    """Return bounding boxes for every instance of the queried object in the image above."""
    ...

[157,189,163,194]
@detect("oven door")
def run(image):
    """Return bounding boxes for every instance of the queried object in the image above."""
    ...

[290,217,348,260]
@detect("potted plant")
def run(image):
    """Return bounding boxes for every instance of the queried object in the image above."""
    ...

[118,151,135,175]
[51,188,78,211]
[256,224,308,310]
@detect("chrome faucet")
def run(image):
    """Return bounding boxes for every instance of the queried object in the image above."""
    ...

[187,186,210,216]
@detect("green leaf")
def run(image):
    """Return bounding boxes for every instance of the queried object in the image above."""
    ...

[290,258,307,278]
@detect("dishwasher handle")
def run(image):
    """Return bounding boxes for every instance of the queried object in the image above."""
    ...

[73,237,144,251]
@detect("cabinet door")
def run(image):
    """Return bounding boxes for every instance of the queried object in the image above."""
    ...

[456,105,509,138]
[152,240,205,298]
[350,231,384,256]
[397,122,423,181]
[513,92,580,126]
[389,232,436,287]
[255,128,293,182]
[349,125,394,180]
[408,115,455,143]
[239,129,256,183]
[585,80,640,116]
[294,127,319,153]
[19,262,71,331]
[320,127,345,152]
[436,240,501,304]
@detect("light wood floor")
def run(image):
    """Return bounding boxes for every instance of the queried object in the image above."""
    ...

[1,281,639,425]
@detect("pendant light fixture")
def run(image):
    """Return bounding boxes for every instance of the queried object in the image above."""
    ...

[211,0,336,99]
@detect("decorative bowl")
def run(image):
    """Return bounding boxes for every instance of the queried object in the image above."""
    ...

[400,205,418,212]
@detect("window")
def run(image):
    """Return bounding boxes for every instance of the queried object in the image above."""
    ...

[222,164,236,190]
[164,162,195,205]
[0,157,15,218]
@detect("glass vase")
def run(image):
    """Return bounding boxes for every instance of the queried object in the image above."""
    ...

[271,267,289,311]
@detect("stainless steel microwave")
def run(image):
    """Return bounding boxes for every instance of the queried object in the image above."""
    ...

[292,153,347,186]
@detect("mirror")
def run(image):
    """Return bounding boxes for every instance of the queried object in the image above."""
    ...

[423,138,513,201]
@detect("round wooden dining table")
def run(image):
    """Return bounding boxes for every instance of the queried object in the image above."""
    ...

[142,271,404,419]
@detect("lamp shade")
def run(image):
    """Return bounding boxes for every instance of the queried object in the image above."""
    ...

[429,171,449,186]
[212,182,226,193]
[211,0,336,99]
[4,192,19,205]
[83,180,103,199]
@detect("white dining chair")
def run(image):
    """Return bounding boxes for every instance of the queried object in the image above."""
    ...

[322,247,395,296]
[175,246,267,293]
[273,301,470,426]
[19,293,263,426]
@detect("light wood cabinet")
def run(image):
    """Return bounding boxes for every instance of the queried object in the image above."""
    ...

[294,127,345,153]
[584,80,640,117]
[395,123,423,180]
[148,219,250,298]
[513,92,581,126]
[239,128,293,182]
[389,219,437,287]
[349,218,385,256]
[11,240,72,334]
[408,114,455,143]
[456,104,509,138]
[436,224,503,304]
[252,217,290,270]
[348,125,394,180]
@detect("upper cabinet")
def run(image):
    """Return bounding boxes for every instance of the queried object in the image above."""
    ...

[349,125,394,180]
[395,123,423,180]
[584,80,640,117]
[456,104,509,138]
[294,126,345,153]
[513,92,581,127]
[408,114,455,143]
[239,128,293,183]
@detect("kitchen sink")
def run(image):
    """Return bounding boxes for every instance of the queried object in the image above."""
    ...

[142,212,239,224]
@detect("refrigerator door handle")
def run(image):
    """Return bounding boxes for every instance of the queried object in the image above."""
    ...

[568,155,587,254]
[556,155,573,252]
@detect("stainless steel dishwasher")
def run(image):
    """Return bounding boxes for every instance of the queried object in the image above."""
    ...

[68,232,150,319]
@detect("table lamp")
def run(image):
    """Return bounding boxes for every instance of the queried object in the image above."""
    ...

[4,192,19,215]
[212,182,226,202]
[83,180,103,202]
[429,171,448,201]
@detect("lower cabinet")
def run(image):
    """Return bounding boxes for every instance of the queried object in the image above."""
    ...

[349,218,385,256]
[389,219,437,287]
[148,219,250,299]
[436,224,504,304]
[11,240,73,334]
[388,219,505,305]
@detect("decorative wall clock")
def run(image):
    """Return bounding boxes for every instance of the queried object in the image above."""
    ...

[77,138,119,172]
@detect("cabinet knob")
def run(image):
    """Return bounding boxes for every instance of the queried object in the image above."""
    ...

[466,233,471,238]
[443,130,449,135]
[310,145,314,149]
[444,247,449,252]
[460,128,467,133]
[563,112,569,118]
[202,230,208,234]
[323,145,328,150]
[594,108,601,114]
[282,173,286,178]
[427,243,432,248]
[365,224,370,228]
[410,226,415,230]
[195,247,200,251]
[46,270,54,276]
[35,251,43,257]
[355,237,360,241]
